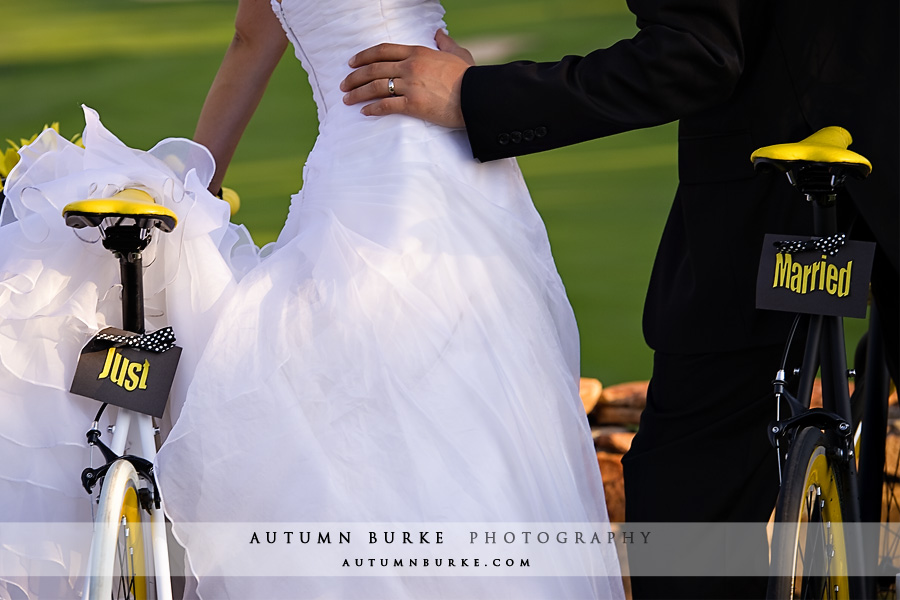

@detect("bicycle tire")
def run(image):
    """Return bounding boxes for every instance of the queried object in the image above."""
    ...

[851,328,898,598]
[85,459,152,600]
[767,426,862,600]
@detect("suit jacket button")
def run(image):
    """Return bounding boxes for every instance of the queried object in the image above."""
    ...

[523,129,535,142]
[498,133,510,145]
[535,126,547,138]
[510,131,523,143]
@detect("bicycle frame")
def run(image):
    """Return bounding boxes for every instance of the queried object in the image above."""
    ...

[772,198,854,429]
[81,222,174,600]
[83,408,174,600]
[771,191,892,598]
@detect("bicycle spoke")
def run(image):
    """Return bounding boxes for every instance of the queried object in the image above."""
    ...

[116,517,128,598]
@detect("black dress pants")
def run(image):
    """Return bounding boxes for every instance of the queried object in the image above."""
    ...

[621,346,789,600]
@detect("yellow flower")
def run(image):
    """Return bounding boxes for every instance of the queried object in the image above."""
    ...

[0,146,19,193]
[0,146,17,179]
[1,123,81,193]
[12,124,60,149]
[18,133,37,148]
[221,186,241,216]
[1,139,21,193]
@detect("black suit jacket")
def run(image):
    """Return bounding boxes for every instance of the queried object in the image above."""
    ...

[460,0,899,356]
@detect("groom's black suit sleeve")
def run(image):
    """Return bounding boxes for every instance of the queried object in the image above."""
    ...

[461,0,749,161]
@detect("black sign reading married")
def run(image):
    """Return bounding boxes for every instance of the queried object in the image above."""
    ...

[70,327,181,418]
[756,233,875,318]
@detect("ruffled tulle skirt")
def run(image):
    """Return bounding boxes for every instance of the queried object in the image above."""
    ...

[156,115,623,598]
[0,107,253,600]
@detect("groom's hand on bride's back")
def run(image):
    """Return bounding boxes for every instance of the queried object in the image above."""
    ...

[341,30,474,128]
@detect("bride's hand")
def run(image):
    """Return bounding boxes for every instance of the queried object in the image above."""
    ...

[341,30,475,129]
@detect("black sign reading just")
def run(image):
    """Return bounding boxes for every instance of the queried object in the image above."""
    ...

[756,233,875,318]
[70,327,181,418]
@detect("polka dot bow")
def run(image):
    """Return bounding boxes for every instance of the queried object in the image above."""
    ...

[95,327,177,353]
[773,233,847,256]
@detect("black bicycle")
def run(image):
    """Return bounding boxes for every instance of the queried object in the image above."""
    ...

[751,127,896,599]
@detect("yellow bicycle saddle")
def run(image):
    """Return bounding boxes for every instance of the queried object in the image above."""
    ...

[63,188,178,232]
[750,126,872,178]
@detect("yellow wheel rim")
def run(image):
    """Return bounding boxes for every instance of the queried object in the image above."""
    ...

[119,487,147,600]
[793,448,850,599]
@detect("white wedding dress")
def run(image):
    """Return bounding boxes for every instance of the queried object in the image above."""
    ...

[155,0,623,598]
[0,0,622,598]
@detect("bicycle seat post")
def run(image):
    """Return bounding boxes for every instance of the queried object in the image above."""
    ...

[121,254,144,335]
[809,191,837,239]
[797,180,854,422]
[103,230,147,335]
[96,223,150,335]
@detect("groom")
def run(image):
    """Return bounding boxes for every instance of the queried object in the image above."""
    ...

[342,0,899,598]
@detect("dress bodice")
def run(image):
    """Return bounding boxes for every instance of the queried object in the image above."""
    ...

[271,0,446,127]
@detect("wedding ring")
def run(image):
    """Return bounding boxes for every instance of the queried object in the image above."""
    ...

[388,77,396,96]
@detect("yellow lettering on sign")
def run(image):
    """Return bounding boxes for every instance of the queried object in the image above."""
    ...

[826,264,838,295]
[97,348,150,392]
[838,261,852,298]
[771,253,854,298]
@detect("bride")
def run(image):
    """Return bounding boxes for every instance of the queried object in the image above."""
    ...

[155,0,623,597]
[0,0,622,597]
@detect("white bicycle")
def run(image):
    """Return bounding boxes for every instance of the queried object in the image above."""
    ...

[64,188,178,600]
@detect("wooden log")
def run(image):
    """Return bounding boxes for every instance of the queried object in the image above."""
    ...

[579,377,603,414]
[593,426,636,454]
[597,451,625,523]
[594,405,644,427]
[598,381,648,408]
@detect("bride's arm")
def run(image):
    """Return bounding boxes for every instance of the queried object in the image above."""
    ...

[194,0,288,194]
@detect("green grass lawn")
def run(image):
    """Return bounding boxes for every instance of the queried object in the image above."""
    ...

[1,0,683,385]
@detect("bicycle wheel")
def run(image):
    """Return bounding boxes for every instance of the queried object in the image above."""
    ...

[85,459,153,600]
[767,426,861,600]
